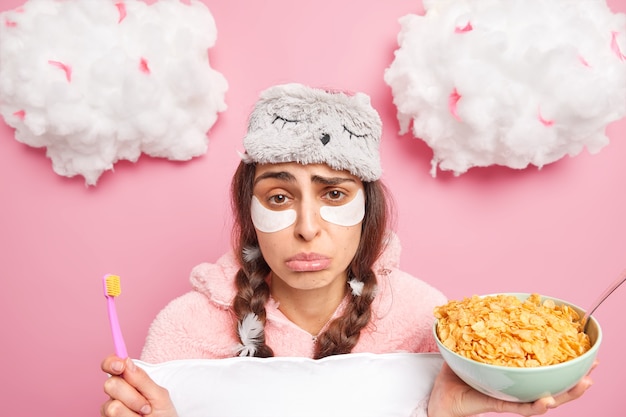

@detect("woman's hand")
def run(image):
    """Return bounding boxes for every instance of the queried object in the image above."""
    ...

[427,362,595,417]
[101,355,178,417]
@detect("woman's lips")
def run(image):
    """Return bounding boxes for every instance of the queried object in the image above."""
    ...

[285,253,331,272]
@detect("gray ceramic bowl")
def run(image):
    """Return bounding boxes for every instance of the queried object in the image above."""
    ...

[434,293,601,402]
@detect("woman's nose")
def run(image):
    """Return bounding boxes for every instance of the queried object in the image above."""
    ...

[293,201,322,241]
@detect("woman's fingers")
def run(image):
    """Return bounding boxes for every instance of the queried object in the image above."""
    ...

[101,356,153,415]
[495,376,594,417]
[121,358,174,412]
[101,397,147,417]
[101,354,127,376]
[102,356,177,417]
[103,372,152,416]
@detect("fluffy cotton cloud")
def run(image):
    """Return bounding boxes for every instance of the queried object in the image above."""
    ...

[385,0,626,177]
[0,0,227,185]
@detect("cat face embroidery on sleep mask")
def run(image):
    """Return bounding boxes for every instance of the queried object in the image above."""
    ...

[241,83,383,182]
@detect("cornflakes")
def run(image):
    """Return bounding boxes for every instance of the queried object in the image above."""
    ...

[434,294,591,367]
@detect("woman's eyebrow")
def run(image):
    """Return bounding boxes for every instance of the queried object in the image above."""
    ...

[311,175,357,186]
[253,171,296,185]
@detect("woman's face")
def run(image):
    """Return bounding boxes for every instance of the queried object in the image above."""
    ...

[252,162,364,292]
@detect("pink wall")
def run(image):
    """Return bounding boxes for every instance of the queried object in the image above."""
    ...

[1,1,624,416]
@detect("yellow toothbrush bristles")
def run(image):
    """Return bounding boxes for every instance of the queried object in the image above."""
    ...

[105,274,122,297]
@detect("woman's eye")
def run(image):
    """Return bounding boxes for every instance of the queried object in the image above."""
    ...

[325,190,346,202]
[268,194,289,206]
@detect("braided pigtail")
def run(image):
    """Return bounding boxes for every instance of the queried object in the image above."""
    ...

[313,270,377,359]
[230,162,275,357]
[233,248,274,357]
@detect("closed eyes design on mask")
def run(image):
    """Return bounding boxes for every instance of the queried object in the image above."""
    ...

[251,189,365,233]
[272,114,367,141]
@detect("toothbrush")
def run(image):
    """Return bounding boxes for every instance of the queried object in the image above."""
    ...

[103,274,128,358]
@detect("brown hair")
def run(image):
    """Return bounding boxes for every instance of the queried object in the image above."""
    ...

[230,161,392,358]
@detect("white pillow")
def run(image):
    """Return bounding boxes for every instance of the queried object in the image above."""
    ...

[136,352,443,417]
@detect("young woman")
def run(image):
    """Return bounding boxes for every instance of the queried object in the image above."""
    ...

[101,83,593,417]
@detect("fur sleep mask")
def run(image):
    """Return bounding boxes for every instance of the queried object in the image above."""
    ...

[242,83,383,182]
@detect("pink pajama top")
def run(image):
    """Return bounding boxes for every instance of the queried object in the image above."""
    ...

[140,237,447,362]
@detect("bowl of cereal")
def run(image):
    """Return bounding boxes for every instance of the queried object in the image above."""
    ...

[433,293,601,402]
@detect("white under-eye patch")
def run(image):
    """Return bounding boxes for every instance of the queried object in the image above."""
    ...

[320,189,365,226]
[251,196,297,233]
[250,189,365,233]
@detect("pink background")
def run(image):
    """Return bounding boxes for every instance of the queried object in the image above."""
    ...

[1,1,625,416]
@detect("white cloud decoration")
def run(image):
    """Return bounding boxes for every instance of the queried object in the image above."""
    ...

[0,0,227,185]
[385,0,626,177]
